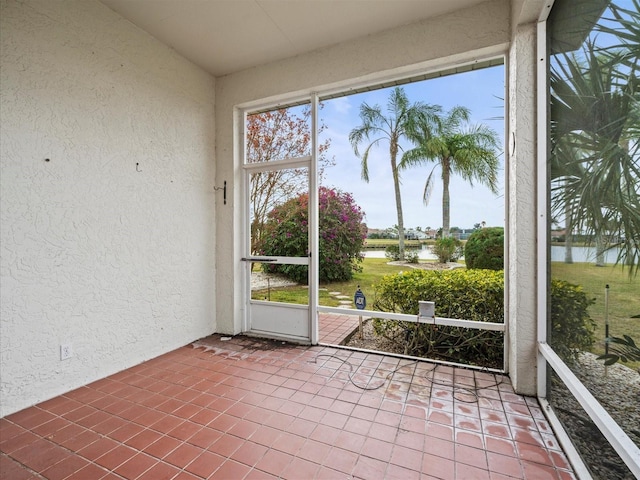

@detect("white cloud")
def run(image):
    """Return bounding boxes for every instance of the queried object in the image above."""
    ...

[327,96,353,115]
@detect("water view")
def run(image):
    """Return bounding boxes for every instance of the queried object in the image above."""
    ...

[363,245,626,265]
[550,246,625,265]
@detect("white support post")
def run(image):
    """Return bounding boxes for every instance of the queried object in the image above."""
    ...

[309,93,320,345]
[536,15,550,400]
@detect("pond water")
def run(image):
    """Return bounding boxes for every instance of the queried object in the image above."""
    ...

[362,246,439,260]
[363,245,624,264]
[550,246,623,265]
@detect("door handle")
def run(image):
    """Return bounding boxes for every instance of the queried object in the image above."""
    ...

[242,257,277,262]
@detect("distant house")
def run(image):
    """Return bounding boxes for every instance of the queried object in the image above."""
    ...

[453,228,477,240]
[367,228,397,239]
[366,228,383,238]
[405,229,428,240]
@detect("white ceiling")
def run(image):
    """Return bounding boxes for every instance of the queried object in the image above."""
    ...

[100,0,489,77]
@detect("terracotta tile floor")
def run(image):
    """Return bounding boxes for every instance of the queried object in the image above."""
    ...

[318,312,362,345]
[0,333,576,479]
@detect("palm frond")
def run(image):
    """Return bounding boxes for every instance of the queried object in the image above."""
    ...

[423,167,437,206]
[550,36,640,276]
[360,140,384,182]
[597,335,640,366]
[596,0,640,67]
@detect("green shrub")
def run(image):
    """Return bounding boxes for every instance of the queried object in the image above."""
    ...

[372,269,504,367]
[385,245,419,263]
[257,187,367,283]
[465,227,504,270]
[385,244,401,261]
[371,270,596,367]
[549,279,596,362]
[431,237,464,263]
[405,250,420,264]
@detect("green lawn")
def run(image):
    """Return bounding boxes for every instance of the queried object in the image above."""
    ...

[251,258,408,305]
[552,262,640,368]
[320,257,412,304]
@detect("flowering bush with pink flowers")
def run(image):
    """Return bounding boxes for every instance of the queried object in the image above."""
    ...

[258,187,367,283]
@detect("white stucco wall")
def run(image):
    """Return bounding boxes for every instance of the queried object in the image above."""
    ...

[0,0,216,416]
[214,0,511,334]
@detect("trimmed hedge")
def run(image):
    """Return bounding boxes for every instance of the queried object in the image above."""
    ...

[372,269,595,367]
[464,227,504,270]
[549,279,596,363]
[372,269,504,367]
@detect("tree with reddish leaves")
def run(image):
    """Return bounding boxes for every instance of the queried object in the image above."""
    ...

[246,106,332,257]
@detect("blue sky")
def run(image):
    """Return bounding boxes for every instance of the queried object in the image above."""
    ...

[318,65,506,231]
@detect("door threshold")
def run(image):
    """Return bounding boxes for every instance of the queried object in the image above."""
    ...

[245,330,312,346]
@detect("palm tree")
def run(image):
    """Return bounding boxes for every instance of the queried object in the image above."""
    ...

[598,0,640,68]
[349,87,440,260]
[550,38,640,273]
[400,106,500,238]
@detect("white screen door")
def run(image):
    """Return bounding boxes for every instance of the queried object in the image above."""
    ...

[241,99,319,343]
